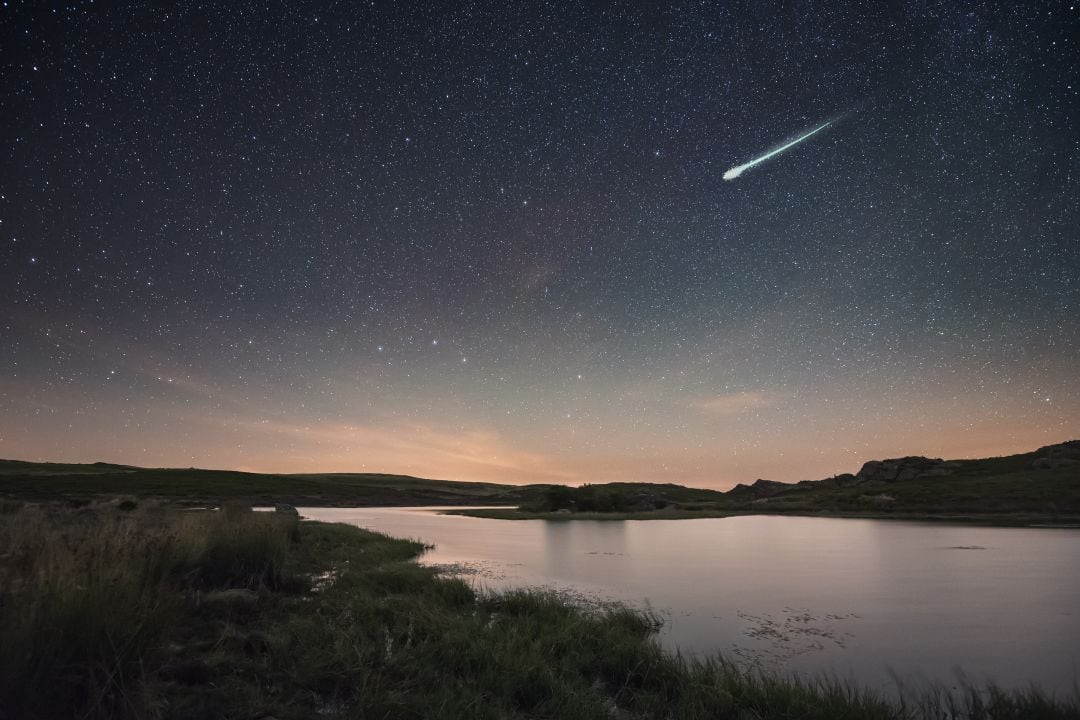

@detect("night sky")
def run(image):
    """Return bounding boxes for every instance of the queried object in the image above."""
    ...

[2,1,1078,487]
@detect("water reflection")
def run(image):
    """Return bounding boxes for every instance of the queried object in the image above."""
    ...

[301,508,1080,692]
[543,519,627,580]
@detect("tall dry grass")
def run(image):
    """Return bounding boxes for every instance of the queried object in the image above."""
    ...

[0,501,298,719]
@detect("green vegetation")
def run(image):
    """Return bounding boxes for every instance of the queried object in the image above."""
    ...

[515,482,734,513]
[0,500,300,718]
[3,440,1078,524]
[2,501,1078,719]
[461,444,1080,524]
[0,459,529,506]
[451,507,738,521]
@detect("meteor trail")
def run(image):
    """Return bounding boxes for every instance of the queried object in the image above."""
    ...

[723,120,834,180]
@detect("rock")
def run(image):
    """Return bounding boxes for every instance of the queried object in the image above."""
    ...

[749,479,793,497]
[856,456,946,483]
[895,466,920,482]
[274,503,299,516]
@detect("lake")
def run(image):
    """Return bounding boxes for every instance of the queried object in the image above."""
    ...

[301,507,1080,693]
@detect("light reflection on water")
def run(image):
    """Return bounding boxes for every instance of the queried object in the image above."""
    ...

[301,507,1080,693]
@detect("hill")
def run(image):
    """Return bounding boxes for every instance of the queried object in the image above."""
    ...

[724,440,1080,518]
[461,441,1080,523]
[0,460,530,507]
[2,441,1077,522]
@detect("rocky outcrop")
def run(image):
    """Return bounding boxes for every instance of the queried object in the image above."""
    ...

[724,461,947,499]
[832,473,861,487]
[727,478,801,498]
[750,479,792,496]
[855,457,957,483]
[722,441,1080,501]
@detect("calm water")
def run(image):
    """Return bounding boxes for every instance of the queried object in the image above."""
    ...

[302,507,1080,693]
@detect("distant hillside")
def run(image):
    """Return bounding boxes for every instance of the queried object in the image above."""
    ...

[0,459,137,475]
[466,441,1080,522]
[722,440,1080,517]
[0,461,531,507]
[2,441,1077,517]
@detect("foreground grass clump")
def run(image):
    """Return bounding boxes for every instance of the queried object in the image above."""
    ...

[161,522,1080,720]
[2,504,1078,719]
[0,502,299,719]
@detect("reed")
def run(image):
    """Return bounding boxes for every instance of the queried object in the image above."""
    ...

[0,502,298,719]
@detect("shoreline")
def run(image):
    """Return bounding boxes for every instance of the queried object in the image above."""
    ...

[444,506,1080,527]
[3,502,1079,718]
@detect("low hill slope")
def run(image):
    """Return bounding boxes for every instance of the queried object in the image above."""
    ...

[3,441,1077,518]
[725,441,1080,517]
[0,462,528,506]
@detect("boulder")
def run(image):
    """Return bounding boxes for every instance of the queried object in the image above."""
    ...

[856,456,946,483]
[274,503,300,516]
[749,479,793,497]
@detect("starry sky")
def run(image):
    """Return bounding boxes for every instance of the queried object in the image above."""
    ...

[2,1,1078,487]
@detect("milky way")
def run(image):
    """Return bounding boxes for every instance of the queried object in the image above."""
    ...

[1,2,1077,486]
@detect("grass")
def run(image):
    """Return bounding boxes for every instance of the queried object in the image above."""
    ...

[450,507,1080,526]
[2,502,1078,719]
[456,450,1080,524]
[736,465,1080,517]
[0,460,529,506]
[3,443,1077,524]
[0,501,299,719]
[447,507,740,520]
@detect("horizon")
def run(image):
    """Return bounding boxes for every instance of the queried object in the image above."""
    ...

[3,434,1075,490]
[2,3,1077,488]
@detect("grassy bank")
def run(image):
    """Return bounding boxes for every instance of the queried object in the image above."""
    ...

[0,459,529,506]
[447,507,739,521]
[2,502,1078,719]
[4,442,1078,524]
[449,507,1080,526]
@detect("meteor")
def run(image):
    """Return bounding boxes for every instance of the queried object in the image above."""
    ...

[723,120,834,180]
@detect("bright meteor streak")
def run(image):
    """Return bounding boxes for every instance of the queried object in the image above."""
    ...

[723,120,834,180]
